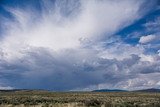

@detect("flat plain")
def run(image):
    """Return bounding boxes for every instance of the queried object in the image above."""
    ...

[0,90,160,107]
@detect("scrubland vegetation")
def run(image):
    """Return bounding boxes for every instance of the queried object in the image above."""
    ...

[0,90,160,107]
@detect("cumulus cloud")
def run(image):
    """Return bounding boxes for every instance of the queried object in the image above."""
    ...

[98,43,144,60]
[0,0,159,90]
[139,34,158,44]
[0,86,13,90]
[139,16,160,44]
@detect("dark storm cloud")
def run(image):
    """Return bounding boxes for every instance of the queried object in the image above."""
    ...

[0,47,159,91]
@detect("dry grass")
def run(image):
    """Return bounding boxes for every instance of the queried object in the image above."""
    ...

[0,91,160,107]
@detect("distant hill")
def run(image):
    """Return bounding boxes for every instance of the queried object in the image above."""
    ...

[93,88,160,93]
[92,89,127,92]
[1,88,160,93]
[134,88,160,93]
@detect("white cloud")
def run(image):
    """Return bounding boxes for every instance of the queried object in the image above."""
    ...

[158,50,160,56]
[0,86,13,90]
[1,0,146,59]
[99,43,144,60]
[139,34,157,44]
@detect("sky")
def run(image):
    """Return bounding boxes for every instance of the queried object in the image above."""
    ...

[0,0,159,91]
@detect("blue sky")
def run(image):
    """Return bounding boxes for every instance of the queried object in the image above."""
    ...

[0,0,160,91]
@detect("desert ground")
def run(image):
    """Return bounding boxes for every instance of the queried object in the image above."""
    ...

[0,90,160,107]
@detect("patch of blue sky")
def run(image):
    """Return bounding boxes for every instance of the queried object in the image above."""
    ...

[143,43,160,55]
[0,0,42,8]
[0,0,44,18]
[116,9,160,45]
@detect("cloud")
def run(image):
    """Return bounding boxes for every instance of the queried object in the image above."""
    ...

[98,43,144,60]
[158,50,160,56]
[0,0,159,90]
[1,0,148,53]
[143,16,160,33]
[0,44,159,91]
[0,86,13,90]
[139,34,158,44]
[139,16,160,44]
